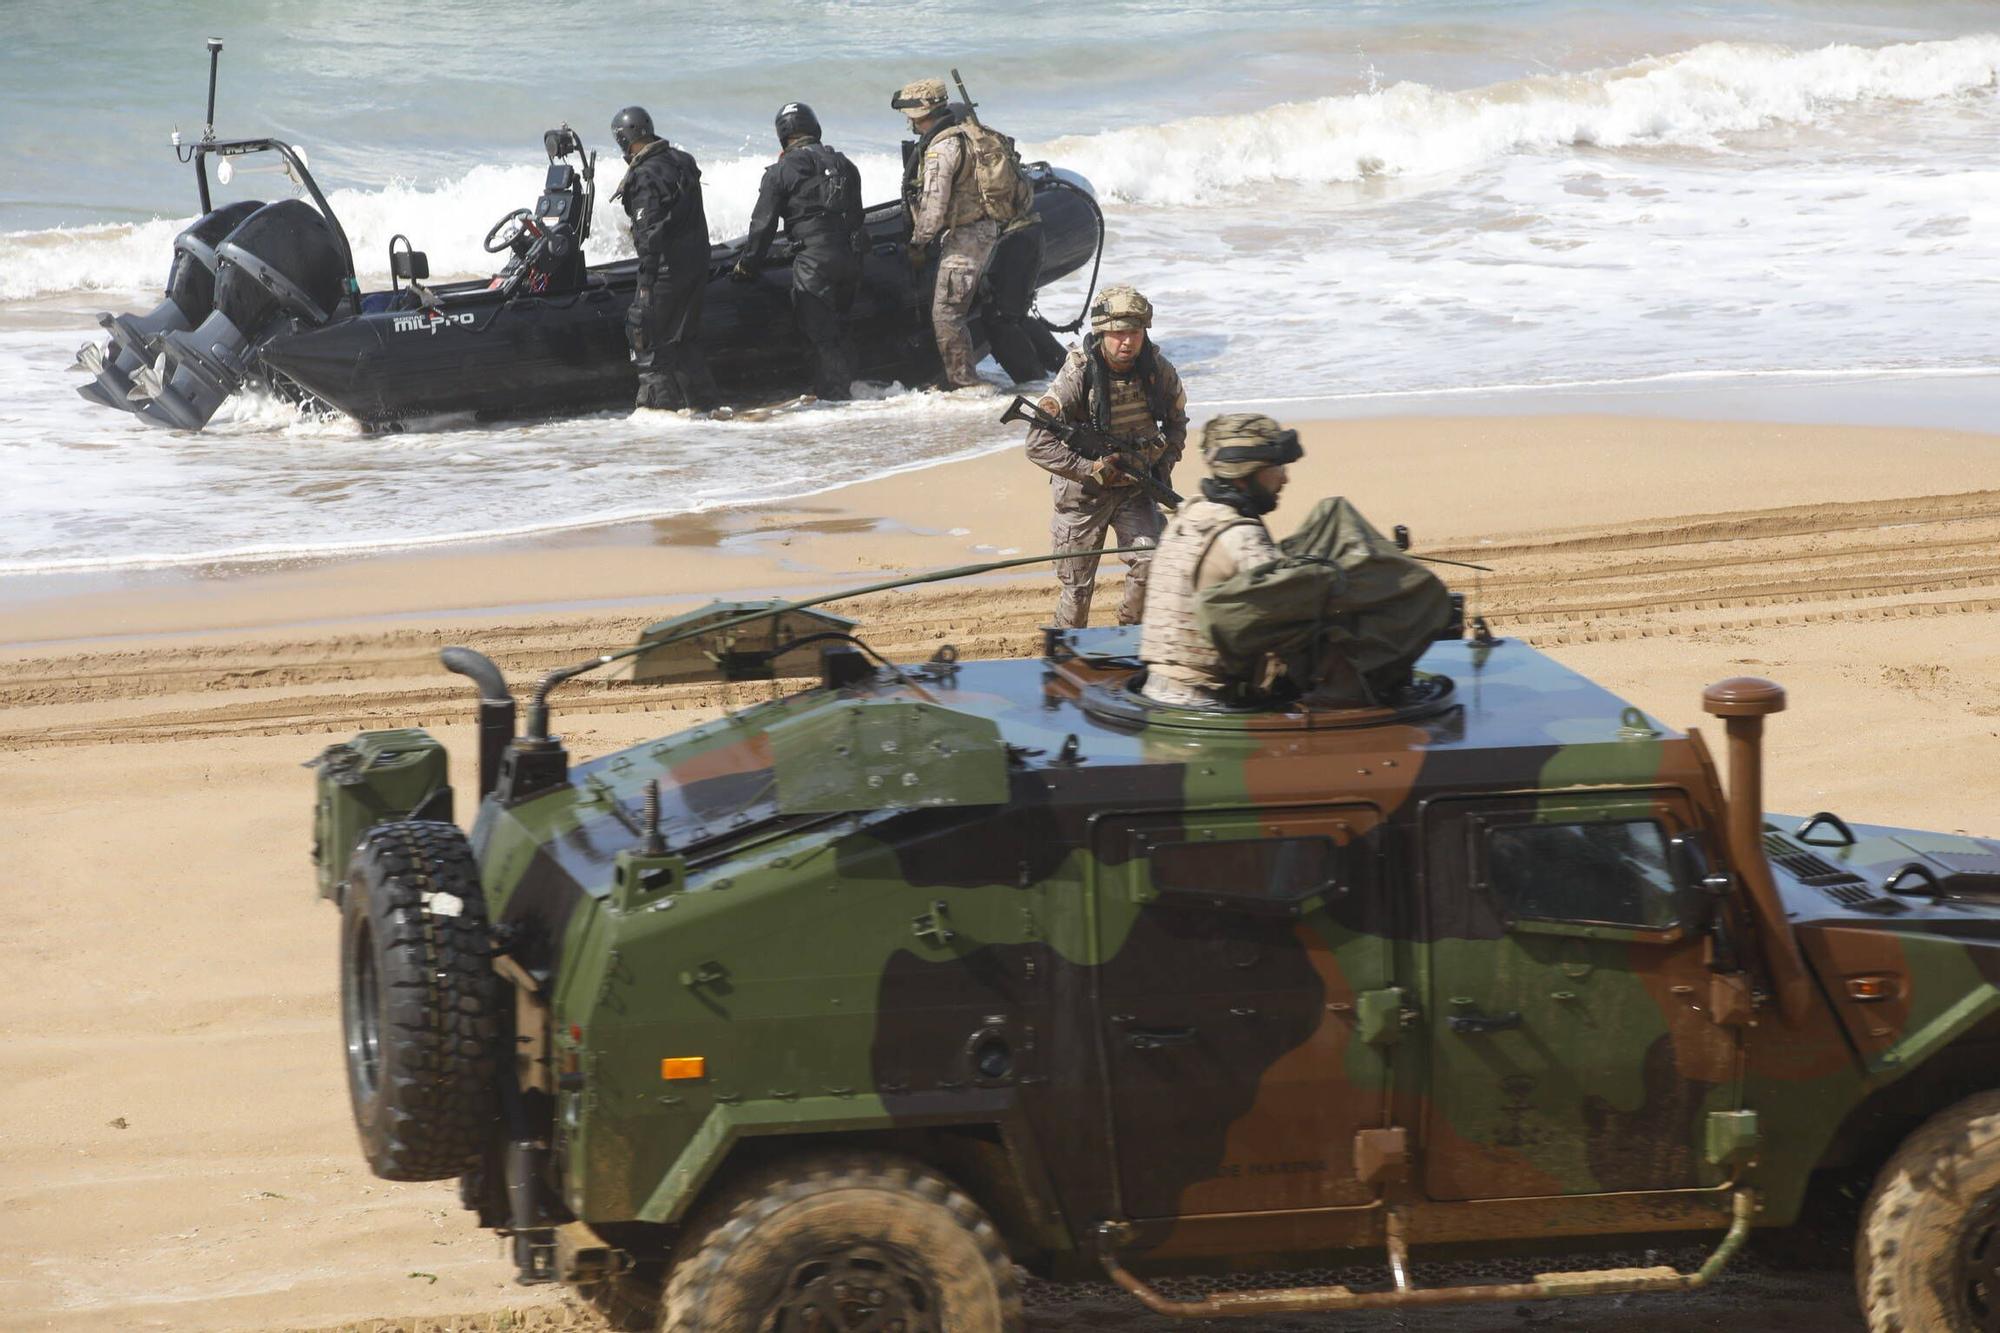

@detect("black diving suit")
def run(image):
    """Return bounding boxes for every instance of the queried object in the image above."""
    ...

[737,138,867,400]
[620,138,721,411]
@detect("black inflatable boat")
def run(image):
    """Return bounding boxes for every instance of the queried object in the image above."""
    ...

[75,42,1103,432]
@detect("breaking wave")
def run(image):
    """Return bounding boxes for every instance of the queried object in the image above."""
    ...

[0,150,908,302]
[3,34,1996,300]
[1047,35,2000,205]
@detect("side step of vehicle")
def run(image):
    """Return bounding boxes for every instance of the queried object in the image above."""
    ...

[1095,1189,1754,1317]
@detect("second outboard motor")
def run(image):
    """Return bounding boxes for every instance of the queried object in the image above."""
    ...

[73,198,263,413]
[135,199,346,431]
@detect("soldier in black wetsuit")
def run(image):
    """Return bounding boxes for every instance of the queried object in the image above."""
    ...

[611,106,721,412]
[730,103,867,401]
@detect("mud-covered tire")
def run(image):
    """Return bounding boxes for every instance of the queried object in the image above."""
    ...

[661,1152,1022,1332]
[580,1265,665,1331]
[1859,1090,2000,1331]
[339,819,503,1182]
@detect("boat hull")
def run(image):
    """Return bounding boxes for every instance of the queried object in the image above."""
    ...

[257,175,1099,426]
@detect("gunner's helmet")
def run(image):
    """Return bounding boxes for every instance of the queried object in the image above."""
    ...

[1202,413,1303,479]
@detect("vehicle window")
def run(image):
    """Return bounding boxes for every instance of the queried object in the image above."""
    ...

[1485,820,1678,929]
[1148,836,1342,909]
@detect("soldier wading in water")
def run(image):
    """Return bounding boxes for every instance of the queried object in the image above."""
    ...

[731,102,867,401]
[1025,284,1188,628]
[611,106,722,413]
[893,76,1034,390]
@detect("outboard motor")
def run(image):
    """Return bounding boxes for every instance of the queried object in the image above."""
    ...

[73,198,263,413]
[134,198,346,431]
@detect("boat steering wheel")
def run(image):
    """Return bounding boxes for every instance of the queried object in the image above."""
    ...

[484,208,543,254]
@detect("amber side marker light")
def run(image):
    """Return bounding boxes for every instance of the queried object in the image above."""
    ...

[662,1057,707,1080]
[1846,975,1900,1002]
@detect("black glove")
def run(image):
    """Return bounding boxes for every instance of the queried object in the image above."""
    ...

[728,262,755,284]
[906,242,928,271]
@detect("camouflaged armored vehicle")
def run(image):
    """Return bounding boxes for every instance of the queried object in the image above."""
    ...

[312,580,2000,1331]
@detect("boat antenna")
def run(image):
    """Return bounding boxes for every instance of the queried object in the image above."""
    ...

[203,38,223,143]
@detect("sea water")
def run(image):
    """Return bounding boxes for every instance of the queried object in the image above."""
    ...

[1,0,1996,574]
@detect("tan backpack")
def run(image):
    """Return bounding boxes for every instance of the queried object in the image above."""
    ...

[943,121,1034,226]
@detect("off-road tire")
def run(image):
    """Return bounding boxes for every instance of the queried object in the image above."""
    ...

[661,1151,1022,1332]
[340,819,503,1182]
[1859,1090,2000,1331]
[580,1264,665,1331]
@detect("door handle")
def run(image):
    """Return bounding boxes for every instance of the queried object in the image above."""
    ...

[1127,1025,1197,1050]
[1447,1009,1522,1035]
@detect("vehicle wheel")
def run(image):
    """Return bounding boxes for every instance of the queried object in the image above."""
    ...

[581,1264,664,1331]
[661,1152,1022,1332]
[1859,1090,2000,1331]
[340,819,503,1181]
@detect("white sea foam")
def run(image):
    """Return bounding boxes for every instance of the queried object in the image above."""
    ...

[1044,36,2000,205]
[0,367,1022,576]
[8,31,2000,576]
[0,153,910,301]
[6,36,1996,300]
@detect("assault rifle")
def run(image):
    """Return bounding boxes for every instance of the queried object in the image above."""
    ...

[1000,395,1183,511]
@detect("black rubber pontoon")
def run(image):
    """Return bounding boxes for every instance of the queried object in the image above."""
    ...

[252,167,1097,428]
[74,43,1103,432]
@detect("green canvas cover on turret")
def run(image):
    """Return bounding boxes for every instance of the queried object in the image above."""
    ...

[1195,496,1454,700]
[616,600,860,684]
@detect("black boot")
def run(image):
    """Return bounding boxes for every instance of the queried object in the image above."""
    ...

[635,371,677,410]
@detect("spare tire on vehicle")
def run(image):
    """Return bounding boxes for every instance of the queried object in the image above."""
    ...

[339,819,504,1181]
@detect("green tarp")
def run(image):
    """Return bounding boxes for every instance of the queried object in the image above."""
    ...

[1194,497,1453,702]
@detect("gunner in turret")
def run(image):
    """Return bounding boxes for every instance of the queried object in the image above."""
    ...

[1139,413,1298,709]
[1140,413,1454,710]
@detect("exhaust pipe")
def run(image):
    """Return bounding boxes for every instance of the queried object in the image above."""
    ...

[1701,677,1813,1025]
[441,648,517,800]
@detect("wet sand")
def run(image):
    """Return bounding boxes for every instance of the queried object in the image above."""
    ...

[12,409,2000,1330]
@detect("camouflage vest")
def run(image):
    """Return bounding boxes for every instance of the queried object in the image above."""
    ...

[1139,498,1262,690]
[1084,339,1172,444]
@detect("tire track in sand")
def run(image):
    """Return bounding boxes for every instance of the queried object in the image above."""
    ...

[6,488,2000,749]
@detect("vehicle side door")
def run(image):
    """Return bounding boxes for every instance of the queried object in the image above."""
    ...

[1092,805,1399,1219]
[1420,790,1742,1201]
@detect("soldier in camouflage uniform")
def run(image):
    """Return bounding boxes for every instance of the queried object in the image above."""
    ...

[1140,412,1302,708]
[894,77,1004,390]
[1143,414,1450,709]
[1025,284,1189,628]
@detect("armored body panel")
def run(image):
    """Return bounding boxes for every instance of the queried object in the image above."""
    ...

[317,623,2000,1324]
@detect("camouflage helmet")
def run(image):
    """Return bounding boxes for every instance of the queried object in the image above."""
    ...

[1089,284,1153,333]
[1202,413,1304,479]
[891,78,949,120]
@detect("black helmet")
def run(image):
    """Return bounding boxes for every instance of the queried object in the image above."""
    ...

[774,102,822,146]
[611,106,656,158]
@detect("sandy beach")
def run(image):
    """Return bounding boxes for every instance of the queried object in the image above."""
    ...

[9,409,2000,1331]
